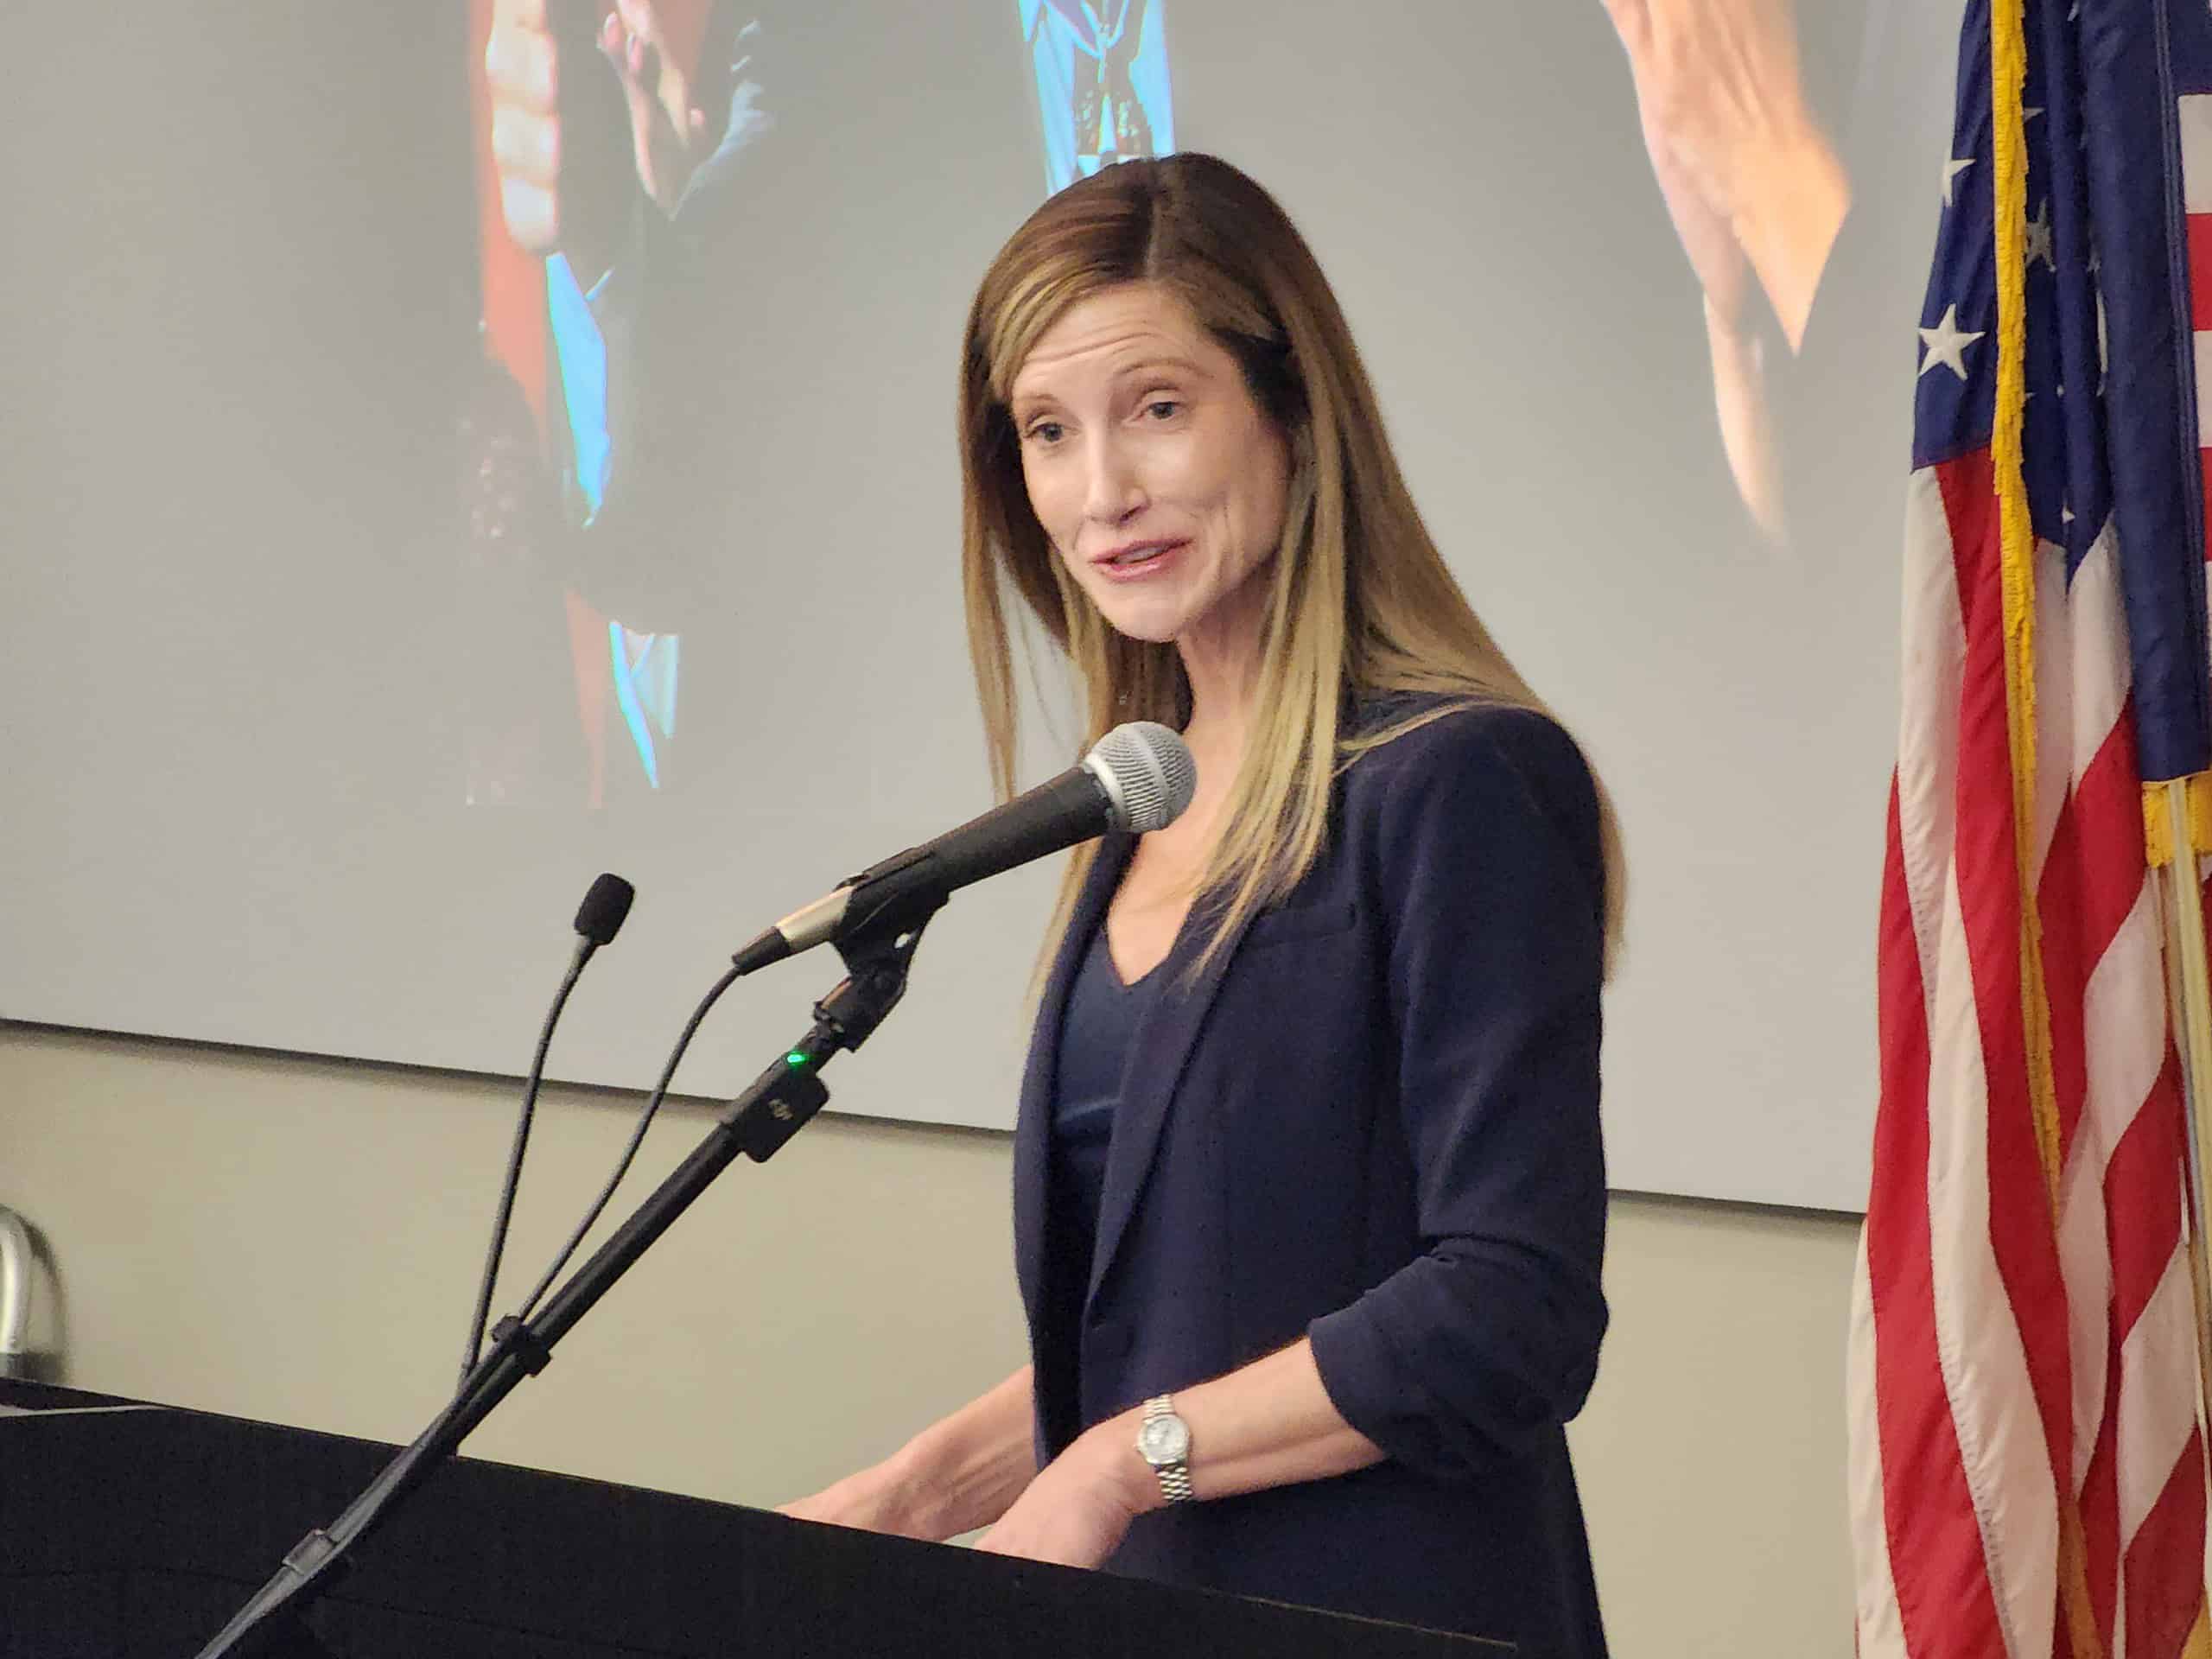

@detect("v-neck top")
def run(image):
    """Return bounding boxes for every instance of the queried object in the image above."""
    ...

[1044,917,1165,1332]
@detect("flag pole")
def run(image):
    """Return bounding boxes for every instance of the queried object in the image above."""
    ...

[2153,779,2212,1455]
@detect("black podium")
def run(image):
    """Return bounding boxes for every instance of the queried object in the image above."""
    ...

[0,1383,1503,1656]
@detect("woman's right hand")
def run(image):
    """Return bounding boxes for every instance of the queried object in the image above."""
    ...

[778,1458,931,1538]
[777,1367,1039,1543]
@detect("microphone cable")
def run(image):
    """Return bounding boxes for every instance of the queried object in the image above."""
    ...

[457,874,635,1383]
[509,962,744,1325]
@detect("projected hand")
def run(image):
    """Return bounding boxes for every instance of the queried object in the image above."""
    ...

[1630,77,1751,332]
[486,0,713,255]
[1641,83,1784,537]
[485,0,566,254]
[596,0,714,219]
[1600,0,1847,352]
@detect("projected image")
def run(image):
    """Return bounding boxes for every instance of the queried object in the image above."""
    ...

[1599,0,1852,541]
[1020,0,1174,196]
[465,0,775,807]
[460,0,1179,806]
[7,0,1955,1193]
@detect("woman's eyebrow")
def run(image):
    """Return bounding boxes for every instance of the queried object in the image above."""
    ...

[1112,355,1205,382]
[1011,354,1209,419]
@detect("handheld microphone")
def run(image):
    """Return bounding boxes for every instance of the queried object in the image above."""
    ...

[732,721,1198,976]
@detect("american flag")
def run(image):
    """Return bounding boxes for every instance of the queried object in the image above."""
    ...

[1847,2,2212,1656]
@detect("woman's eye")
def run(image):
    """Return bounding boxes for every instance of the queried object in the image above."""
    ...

[1144,400,1180,421]
[1027,421,1065,445]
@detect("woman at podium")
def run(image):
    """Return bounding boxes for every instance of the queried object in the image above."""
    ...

[786,152,1619,1656]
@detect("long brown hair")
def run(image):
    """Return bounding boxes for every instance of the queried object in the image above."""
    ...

[959,153,1625,974]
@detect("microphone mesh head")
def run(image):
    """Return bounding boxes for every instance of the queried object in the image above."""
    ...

[1089,721,1198,834]
[574,873,637,946]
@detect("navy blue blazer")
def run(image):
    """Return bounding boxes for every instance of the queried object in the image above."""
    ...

[1012,702,1610,1654]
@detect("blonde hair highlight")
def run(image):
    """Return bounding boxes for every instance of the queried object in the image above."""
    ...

[958,154,1625,977]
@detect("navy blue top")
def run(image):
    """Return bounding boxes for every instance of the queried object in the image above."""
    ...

[1014,702,1610,1654]
[1044,926,1160,1357]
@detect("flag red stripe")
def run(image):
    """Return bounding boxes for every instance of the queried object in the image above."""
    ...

[2188,213,2212,331]
[1869,779,2009,1657]
[2080,1386,2120,1654]
[2107,1052,2184,1339]
[2122,1425,2209,1659]
[1938,455,2078,1492]
[2069,709,2146,969]
[2040,711,2145,1175]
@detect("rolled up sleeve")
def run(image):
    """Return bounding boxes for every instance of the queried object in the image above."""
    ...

[1307,709,1610,1482]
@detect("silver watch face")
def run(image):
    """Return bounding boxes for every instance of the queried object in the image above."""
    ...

[1138,1412,1191,1466]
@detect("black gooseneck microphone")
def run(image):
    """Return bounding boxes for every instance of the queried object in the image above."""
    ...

[574,871,637,953]
[459,873,637,1382]
[731,721,1198,976]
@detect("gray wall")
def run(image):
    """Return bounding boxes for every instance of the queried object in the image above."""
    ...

[2,1021,1857,1655]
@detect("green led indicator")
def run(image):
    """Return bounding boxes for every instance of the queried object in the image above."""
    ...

[785,1052,808,1068]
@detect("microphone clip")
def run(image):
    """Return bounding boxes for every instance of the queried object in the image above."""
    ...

[816,891,944,1053]
[724,896,941,1166]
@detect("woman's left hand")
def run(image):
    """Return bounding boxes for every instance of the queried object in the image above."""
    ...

[973,1421,1149,1569]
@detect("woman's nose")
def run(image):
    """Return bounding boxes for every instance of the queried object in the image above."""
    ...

[1082,437,1147,524]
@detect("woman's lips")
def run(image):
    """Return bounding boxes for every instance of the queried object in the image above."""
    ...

[1092,538,1188,581]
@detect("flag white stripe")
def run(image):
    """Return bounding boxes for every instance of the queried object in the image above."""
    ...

[1897,465,1967,1027]
[2067,525,2128,785]
[1849,1232,1913,1657]
[2082,887,2168,1199]
[1927,863,2056,1659]
[2115,1242,2201,1547]
[2195,333,2212,451]
[2178,92,2212,213]
[2057,1140,2113,1493]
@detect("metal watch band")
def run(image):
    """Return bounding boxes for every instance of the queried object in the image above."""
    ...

[1142,1394,1194,1504]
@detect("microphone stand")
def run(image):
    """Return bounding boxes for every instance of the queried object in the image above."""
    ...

[192,904,942,1659]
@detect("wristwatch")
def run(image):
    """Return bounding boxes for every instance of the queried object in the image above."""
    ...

[1136,1394,1194,1503]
